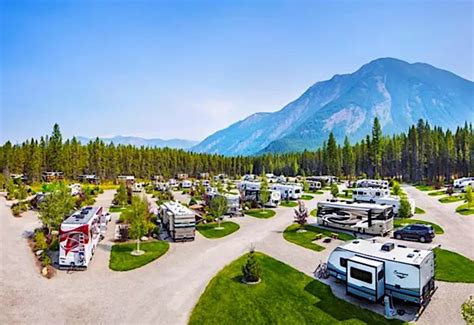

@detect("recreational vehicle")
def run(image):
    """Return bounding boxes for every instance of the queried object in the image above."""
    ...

[327,240,436,305]
[117,175,135,186]
[78,174,99,184]
[59,206,104,269]
[132,182,144,192]
[308,181,322,191]
[317,200,394,236]
[307,175,337,185]
[204,189,242,216]
[461,180,474,192]
[68,183,82,196]
[453,177,474,188]
[355,179,389,189]
[201,180,211,187]
[181,180,193,189]
[270,183,302,200]
[352,188,415,216]
[237,181,280,207]
[159,201,196,241]
[42,171,64,182]
[266,190,281,207]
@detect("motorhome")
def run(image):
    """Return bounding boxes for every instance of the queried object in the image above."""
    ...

[453,177,474,188]
[270,183,302,200]
[308,180,322,191]
[238,181,280,207]
[352,188,415,216]
[68,183,82,196]
[355,179,389,189]
[181,180,193,189]
[307,175,337,185]
[159,201,196,241]
[59,206,104,269]
[201,180,211,187]
[168,178,177,187]
[132,182,144,192]
[204,188,242,216]
[42,171,64,182]
[78,174,99,184]
[461,180,474,192]
[176,173,188,180]
[327,240,436,305]
[317,200,394,236]
[117,175,135,186]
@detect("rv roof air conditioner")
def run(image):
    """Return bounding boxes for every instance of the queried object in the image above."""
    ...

[381,242,395,252]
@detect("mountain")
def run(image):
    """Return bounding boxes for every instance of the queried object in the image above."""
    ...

[192,58,474,155]
[75,136,198,149]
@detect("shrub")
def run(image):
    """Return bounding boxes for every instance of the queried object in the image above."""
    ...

[48,237,59,251]
[34,231,48,251]
[462,296,474,325]
[189,197,197,206]
[398,196,411,218]
[242,248,261,283]
[330,183,339,198]
[11,204,22,216]
[41,253,52,267]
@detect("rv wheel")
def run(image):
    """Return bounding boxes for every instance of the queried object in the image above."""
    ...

[419,236,426,243]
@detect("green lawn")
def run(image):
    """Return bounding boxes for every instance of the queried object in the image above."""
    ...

[245,209,276,219]
[456,203,474,216]
[283,224,355,252]
[197,221,240,239]
[428,190,446,196]
[393,218,444,234]
[109,241,170,271]
[280,201,298,208]
[189,252,402,325]
[109,205,131,213]
[336,192,352,199]
[434,248,474,283]
[308,190,324,195]
[301,194,314,201]
[415,184,436,191]
[415,207,426,214]
[439,195,464,203]
[310,208,317,217]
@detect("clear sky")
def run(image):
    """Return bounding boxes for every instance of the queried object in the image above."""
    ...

[1,0,473,144]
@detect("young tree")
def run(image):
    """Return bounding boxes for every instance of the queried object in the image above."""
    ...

[39,183,75,234]
[259,174,270,208]
[465,185,473,208]
[294,200,308,226]
[121,195,152,255]
[242,247,261,283]
[209,195,227,229]
[461,296,474,325]
[398,196,411,218]
[330,183,339,198]
[116,182,128,206]
[392,181,402,196]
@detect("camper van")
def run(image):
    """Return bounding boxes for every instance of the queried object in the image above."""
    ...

[317,200,394,236]
[327,240,436,305]
[355,179,389,189]
[270,183,302,200]
[352,188,415,216]
[59,206,104,269]
[454,177,474,188]
[160,201,196,241]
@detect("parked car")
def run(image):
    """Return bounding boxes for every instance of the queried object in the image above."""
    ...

[393,224,435,243]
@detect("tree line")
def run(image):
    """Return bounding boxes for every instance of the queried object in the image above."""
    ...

[0,119,472,183]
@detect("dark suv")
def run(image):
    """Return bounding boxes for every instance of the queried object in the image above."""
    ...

[393,224,435,243]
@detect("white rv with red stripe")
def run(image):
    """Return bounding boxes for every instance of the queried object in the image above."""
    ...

[59,206,103,269]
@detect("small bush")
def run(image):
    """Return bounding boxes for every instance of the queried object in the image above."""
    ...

[242,248,261,283]
[41,253,52,267]
[462,296,474,325]
[34,231,48,251]
[48,237,59,251]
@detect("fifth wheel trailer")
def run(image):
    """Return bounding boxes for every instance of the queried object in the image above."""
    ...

[327,239,436,305]
[159,201,196,241]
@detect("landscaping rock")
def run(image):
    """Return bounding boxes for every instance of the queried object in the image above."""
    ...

[41,267,48,277]
[141,236,149,241]
[35,250,43,257]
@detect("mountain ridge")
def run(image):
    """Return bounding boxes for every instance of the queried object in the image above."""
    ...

[192,57,474,155]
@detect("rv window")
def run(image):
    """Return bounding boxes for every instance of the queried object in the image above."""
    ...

[350,267,372,284]
[340,258,347,267]
[378,270,384,281]
[376,192,380,196]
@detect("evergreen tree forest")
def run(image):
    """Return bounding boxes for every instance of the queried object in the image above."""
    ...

[0,119,472,183]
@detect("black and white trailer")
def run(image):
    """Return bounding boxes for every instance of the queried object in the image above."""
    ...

[327,240,436,305]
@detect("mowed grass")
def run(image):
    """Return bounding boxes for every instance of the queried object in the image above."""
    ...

[300,194,314,201]
[109,241,170,271]
[439,195,464,203]
[394,218,444,234]
[283,224,355,252]
[189,252,402,325]
[434,248,474,283]
[197,221,240,239]
[415,184,436,191]
[310,209,317,217]
[109,205,131,213]
[455,203,474,216]
[308,190,324,195]
[428,190,446,196]
[245,209,276,219]
[415,207,426,214]
[280,201,298,208]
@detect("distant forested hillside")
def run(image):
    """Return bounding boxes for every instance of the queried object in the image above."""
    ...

[0,120,472,184]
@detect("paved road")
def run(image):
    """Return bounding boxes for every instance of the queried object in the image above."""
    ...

[402,185,474,259]
[1,189,472,324]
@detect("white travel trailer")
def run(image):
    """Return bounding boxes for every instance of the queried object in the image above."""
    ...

[317,200,394,236]
[352,188,415,216]
[201,180,211,187]
[237,181,281,207]
[168,178,177,187]
[266,190,282,208]
[308,181,322,191]
[355,179,389,189]
[307,175,337,184]
[159,201,195,241]
[327,240,436,305]
[181,180,193,189]
[270,183,302,200]
[132,182,144,192]
[453,177,474,188]
[68,183,82,196]
[461,180,474,192]
[59,206,104,269]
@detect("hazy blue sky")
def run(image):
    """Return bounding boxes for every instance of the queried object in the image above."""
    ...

[1,0,473,143]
